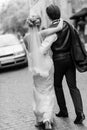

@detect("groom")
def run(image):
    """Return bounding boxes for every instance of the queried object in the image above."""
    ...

[46,4,85,124]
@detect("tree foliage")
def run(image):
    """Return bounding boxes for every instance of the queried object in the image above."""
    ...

[0,0,30,36]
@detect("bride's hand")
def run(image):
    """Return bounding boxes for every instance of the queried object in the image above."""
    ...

[57,18,63,30]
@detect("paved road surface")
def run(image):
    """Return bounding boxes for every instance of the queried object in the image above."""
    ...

[0,67,87,130]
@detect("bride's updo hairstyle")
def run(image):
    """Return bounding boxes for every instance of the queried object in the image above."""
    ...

[26,15,41,28]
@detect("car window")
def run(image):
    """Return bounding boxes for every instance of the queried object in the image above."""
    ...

[0,34,20,47]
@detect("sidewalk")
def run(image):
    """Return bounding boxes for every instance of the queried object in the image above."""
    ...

[0,68,87,130]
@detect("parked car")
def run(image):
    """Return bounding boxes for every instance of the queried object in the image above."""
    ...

[0,33,28,69]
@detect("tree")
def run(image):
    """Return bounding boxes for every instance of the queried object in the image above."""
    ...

[0,0,29,36]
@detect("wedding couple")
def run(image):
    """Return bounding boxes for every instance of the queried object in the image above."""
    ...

[24,4,85,130]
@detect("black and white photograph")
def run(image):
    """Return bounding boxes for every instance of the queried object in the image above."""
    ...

[0,0,87,130]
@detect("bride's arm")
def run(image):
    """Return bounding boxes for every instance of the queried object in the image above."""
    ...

[40,18,63,38]
[40,34,57,54]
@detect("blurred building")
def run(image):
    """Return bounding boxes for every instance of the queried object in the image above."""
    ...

[71,0,87,13]
[28,0,87,24]
[28,0,72,27]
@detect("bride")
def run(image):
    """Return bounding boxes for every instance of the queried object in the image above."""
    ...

[24,14,63,129]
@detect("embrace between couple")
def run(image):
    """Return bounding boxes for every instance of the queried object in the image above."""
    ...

[24,4,85,130]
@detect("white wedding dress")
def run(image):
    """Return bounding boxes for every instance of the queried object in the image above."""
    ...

[24,30,57,123]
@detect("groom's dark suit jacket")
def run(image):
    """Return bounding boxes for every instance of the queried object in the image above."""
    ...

[50,20,87,72]
[50,20,72,60]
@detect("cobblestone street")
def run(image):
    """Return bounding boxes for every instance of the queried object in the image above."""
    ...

[0,67,87,130]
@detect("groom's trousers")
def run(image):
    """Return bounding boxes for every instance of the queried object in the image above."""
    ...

[53,55,83,115]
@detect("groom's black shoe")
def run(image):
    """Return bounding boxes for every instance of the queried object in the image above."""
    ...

[74,113,85,124]
[56,111,68,118]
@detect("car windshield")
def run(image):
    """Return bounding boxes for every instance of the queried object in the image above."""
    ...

[0,34,20,47]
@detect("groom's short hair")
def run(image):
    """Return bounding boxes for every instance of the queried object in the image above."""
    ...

[46,4,61,20]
